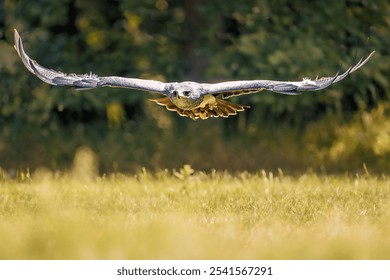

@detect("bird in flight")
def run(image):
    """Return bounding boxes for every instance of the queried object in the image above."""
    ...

[14,29,375,120]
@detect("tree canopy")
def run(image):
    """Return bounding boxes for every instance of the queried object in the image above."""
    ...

[0,0,389,172]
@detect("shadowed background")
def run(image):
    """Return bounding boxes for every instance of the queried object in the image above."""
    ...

[0,0,389,174]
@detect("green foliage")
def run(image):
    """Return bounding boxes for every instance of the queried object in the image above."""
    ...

[0,0,389,172]
[1,102,389,174]
[0,165,389,259]
[304,102,390,171]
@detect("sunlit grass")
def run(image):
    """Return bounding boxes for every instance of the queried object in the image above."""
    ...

[0,152,389,259]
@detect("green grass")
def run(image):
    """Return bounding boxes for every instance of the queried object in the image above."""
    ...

[0,156,389,259]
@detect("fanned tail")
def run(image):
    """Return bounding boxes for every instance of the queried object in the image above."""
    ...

[150,97,249,120]
[214,98,249,118]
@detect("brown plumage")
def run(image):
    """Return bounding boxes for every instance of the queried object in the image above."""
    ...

[150,97,248,120]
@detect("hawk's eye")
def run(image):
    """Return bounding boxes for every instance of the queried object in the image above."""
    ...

[183,91,190,97]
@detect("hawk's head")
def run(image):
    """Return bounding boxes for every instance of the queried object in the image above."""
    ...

[166,82,205,109]
[169,82,203,99]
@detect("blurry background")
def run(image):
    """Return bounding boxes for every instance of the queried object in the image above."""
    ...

[0,0,389,174]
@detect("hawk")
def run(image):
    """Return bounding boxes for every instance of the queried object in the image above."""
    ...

[14,29,375,120]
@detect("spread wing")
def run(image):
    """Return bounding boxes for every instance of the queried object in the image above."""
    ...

[203,51,375,98]
[14,29,168,95]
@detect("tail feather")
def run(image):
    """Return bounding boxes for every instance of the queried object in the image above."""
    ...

[150,97,249,120]
[214,98,249,117]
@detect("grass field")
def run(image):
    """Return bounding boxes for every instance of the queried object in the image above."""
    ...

[0,152,389,259]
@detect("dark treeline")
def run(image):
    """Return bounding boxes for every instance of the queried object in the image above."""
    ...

[0,0,389,173]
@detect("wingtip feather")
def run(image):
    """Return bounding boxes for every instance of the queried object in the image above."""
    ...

[13,29,21,53]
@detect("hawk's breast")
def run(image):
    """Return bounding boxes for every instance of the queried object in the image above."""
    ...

[171,95,209,110]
